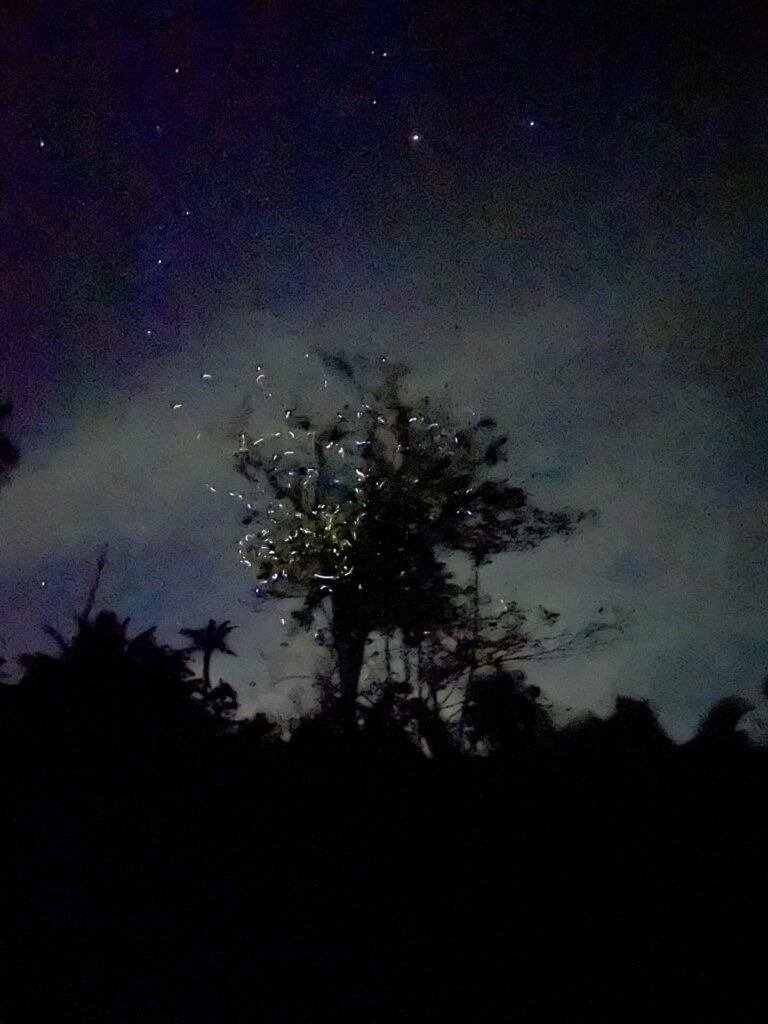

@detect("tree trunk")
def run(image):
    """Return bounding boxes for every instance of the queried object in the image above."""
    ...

[332,588,368,735]
[202,649,212,694]
[384,634,392,684]
[335,627,366,734]
[469,557,480,688]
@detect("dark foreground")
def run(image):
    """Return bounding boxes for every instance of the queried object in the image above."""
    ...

[0,721,766,1024]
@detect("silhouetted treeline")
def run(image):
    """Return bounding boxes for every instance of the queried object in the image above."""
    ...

[0,613,766,1022]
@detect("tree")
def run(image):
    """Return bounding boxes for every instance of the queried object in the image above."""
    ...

[462,669,552,756]
[410,589,624,736]
[689,695,753,753]
[180,619,238,701]
[10,609,214,762]
[18,610,193,700]
[0,401,19,489]
[233,360,590,735]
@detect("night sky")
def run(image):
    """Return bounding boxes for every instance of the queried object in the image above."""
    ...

[1,0,766,738]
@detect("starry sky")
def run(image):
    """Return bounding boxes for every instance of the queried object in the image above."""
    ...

[1,0,766,738]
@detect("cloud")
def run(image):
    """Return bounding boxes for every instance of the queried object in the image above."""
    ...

[2,228,767,736]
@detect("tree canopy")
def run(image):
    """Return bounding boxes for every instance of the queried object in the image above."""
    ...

[3,608,234,765]
[233,361,592,734]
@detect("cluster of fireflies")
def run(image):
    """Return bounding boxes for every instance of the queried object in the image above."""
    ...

[167,360,501,610]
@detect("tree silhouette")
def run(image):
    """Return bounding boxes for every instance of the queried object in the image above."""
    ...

[2,552,230,749]
[19,610,192,699]
[689,695,753,753]
[0,401,19,489]
[180,618,238,698]
[410,588,624,738]
[233,361,589,733]
[10,609,212,762]
[462,669,552,756]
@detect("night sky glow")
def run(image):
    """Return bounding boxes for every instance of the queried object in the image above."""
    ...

[1,1,766,738]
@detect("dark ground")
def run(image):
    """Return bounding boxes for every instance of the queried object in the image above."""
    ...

[0,707,766,1023]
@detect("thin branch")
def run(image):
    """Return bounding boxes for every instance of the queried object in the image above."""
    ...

[82,545,109,621]
[42,625,69,653]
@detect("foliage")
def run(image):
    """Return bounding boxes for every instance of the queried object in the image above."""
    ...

[233,361,590,730]
[412,592,626,706]
[179,618,239,714]
[18,610,194,702]
[235,365,585,606]
[691,695,753,751]
[7,609,228,761]
[462,669,553,754]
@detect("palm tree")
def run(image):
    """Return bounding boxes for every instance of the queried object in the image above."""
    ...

[179,619,237,695]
